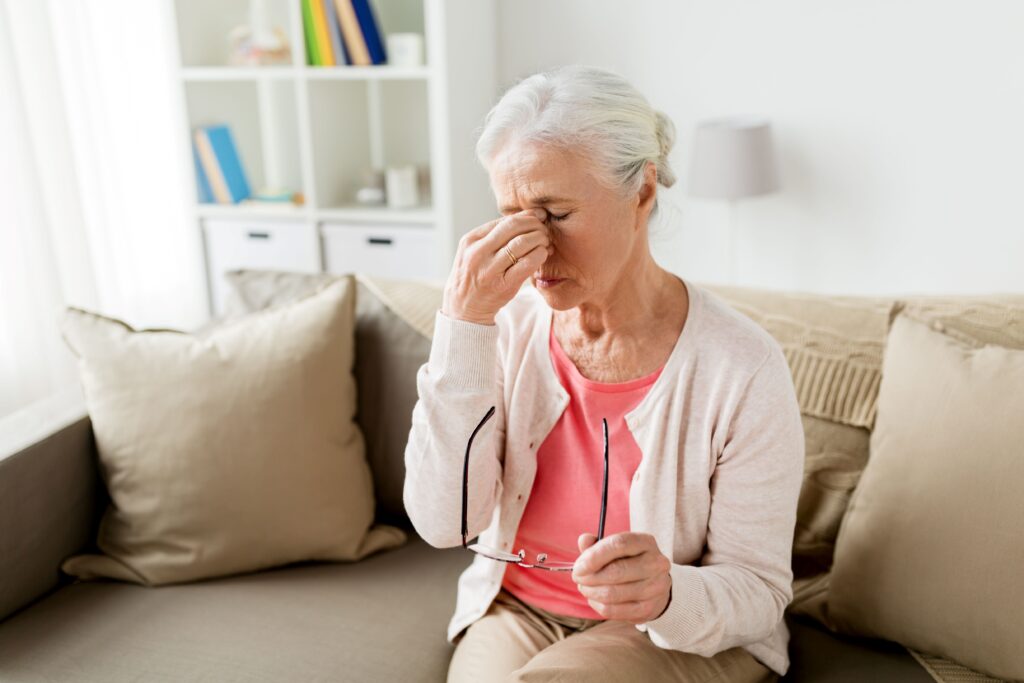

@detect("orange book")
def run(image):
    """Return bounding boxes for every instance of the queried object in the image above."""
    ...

[311,0,336,66]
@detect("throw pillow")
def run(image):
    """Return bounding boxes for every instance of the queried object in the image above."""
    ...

[222,269,444,528]
[59,276,406,586]
[826,311,1024,681]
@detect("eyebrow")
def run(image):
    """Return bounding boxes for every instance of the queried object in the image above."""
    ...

[499,196,573,214]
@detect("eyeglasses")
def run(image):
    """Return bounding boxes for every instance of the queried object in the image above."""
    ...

[461,405,609,572]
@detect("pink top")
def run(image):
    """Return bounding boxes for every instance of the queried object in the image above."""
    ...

[501,321,664,619]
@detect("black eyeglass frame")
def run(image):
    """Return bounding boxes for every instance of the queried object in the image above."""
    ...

[461,405,609,572]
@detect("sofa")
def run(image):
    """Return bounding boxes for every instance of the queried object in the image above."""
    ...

[1,271,1020,682]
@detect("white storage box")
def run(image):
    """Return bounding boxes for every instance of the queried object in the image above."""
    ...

[321,222,438,280]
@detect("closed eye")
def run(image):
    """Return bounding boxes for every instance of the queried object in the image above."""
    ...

[549,212,570,222]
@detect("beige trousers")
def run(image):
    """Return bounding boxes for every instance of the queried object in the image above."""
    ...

[447,587,780,683]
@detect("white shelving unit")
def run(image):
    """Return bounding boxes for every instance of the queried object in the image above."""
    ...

[169,0,498,316]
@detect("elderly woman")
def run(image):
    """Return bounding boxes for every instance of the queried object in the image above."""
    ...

[403,65,804,683]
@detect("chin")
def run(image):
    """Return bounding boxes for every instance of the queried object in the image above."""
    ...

[531,281,574,309]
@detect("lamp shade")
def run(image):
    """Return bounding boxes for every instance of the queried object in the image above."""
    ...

[687,116,780,200]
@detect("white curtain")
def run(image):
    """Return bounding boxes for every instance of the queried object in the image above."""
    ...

[0,0,208,419]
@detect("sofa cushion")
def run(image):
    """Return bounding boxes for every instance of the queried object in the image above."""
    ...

[58,277,405,586]
[0,534,473,682]
[222,269,445,527]
[781,613,935,682]
[827,312,1024,681]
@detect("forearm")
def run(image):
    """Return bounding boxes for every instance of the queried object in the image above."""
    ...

[639,559,793,655]
[402,310,506,548]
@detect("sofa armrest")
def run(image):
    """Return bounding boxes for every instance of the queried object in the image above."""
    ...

[0,385,105,623]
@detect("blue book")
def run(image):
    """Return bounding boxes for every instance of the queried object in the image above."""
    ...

[204,124,251,203]
[323,0,351,65]
[350,0,386,65]
[192,143,214,203]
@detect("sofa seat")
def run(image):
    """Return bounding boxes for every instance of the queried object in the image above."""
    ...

[0,534,471,682]
[0,531,934,682]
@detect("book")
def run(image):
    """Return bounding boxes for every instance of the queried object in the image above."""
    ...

[193,129,230,203]
[311,0,336,66]
[333,0,370,66]
[323,0,351,66]
[300,0,321,66]
[192,144,214,203]
[350,0,387,65]
[193,125,251,204]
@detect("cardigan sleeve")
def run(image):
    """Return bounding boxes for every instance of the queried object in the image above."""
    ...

[402,308,507,549]
[638,341,805,655]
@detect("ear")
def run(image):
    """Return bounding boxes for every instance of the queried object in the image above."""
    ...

[634,161,658,230]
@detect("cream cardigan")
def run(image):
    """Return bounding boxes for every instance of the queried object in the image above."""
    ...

[403,277,805,677]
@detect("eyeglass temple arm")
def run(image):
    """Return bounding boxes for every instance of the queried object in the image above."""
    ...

[597,418,609,541]
[462,405,497,548]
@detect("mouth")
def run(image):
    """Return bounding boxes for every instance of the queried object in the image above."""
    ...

[534,275,565,288]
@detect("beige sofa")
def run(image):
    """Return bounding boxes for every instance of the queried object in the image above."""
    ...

[1,272,1018,682]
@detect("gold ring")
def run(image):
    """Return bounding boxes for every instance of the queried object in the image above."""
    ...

[503,244,519,267]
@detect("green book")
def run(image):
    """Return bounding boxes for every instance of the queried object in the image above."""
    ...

[301,0,321,66]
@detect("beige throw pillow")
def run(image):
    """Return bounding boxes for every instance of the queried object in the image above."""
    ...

[59,276,406,586]
[827,312,1024,681]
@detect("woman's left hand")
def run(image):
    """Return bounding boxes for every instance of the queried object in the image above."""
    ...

[572,532,673,624]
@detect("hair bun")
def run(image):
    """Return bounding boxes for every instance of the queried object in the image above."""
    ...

[653,110,677,188]
[654,110,676,158]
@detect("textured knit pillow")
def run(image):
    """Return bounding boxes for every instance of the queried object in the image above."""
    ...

[826,312,1024,681]
[59,276,406,586]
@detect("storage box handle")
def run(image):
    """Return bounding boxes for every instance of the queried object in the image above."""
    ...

[367,237,393,246]
[247,231,271,240]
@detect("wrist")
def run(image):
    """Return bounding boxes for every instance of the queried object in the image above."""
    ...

[440,307,495,326]
[653,586,672,620]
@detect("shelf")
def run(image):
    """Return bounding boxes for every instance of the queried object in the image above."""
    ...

[181,65,431,82]
[195,201,434,225]
[181,67,297,82]
[195,202,434,224]
[318,204,434,224]
[196,202,309,219]
[304,65,431,81]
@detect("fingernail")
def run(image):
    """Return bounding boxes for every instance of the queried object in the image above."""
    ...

[532,208,547,221]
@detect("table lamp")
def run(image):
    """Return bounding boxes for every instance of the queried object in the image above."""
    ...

[687,116,780,284]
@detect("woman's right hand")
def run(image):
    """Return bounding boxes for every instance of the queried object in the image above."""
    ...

[441,208,553,325]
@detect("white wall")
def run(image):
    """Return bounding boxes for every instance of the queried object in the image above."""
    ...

[492,0,1024,296]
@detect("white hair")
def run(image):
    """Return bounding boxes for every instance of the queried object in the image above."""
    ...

[474,64,677,224]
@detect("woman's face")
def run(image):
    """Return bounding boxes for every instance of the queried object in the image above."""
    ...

[488,140,656,311]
